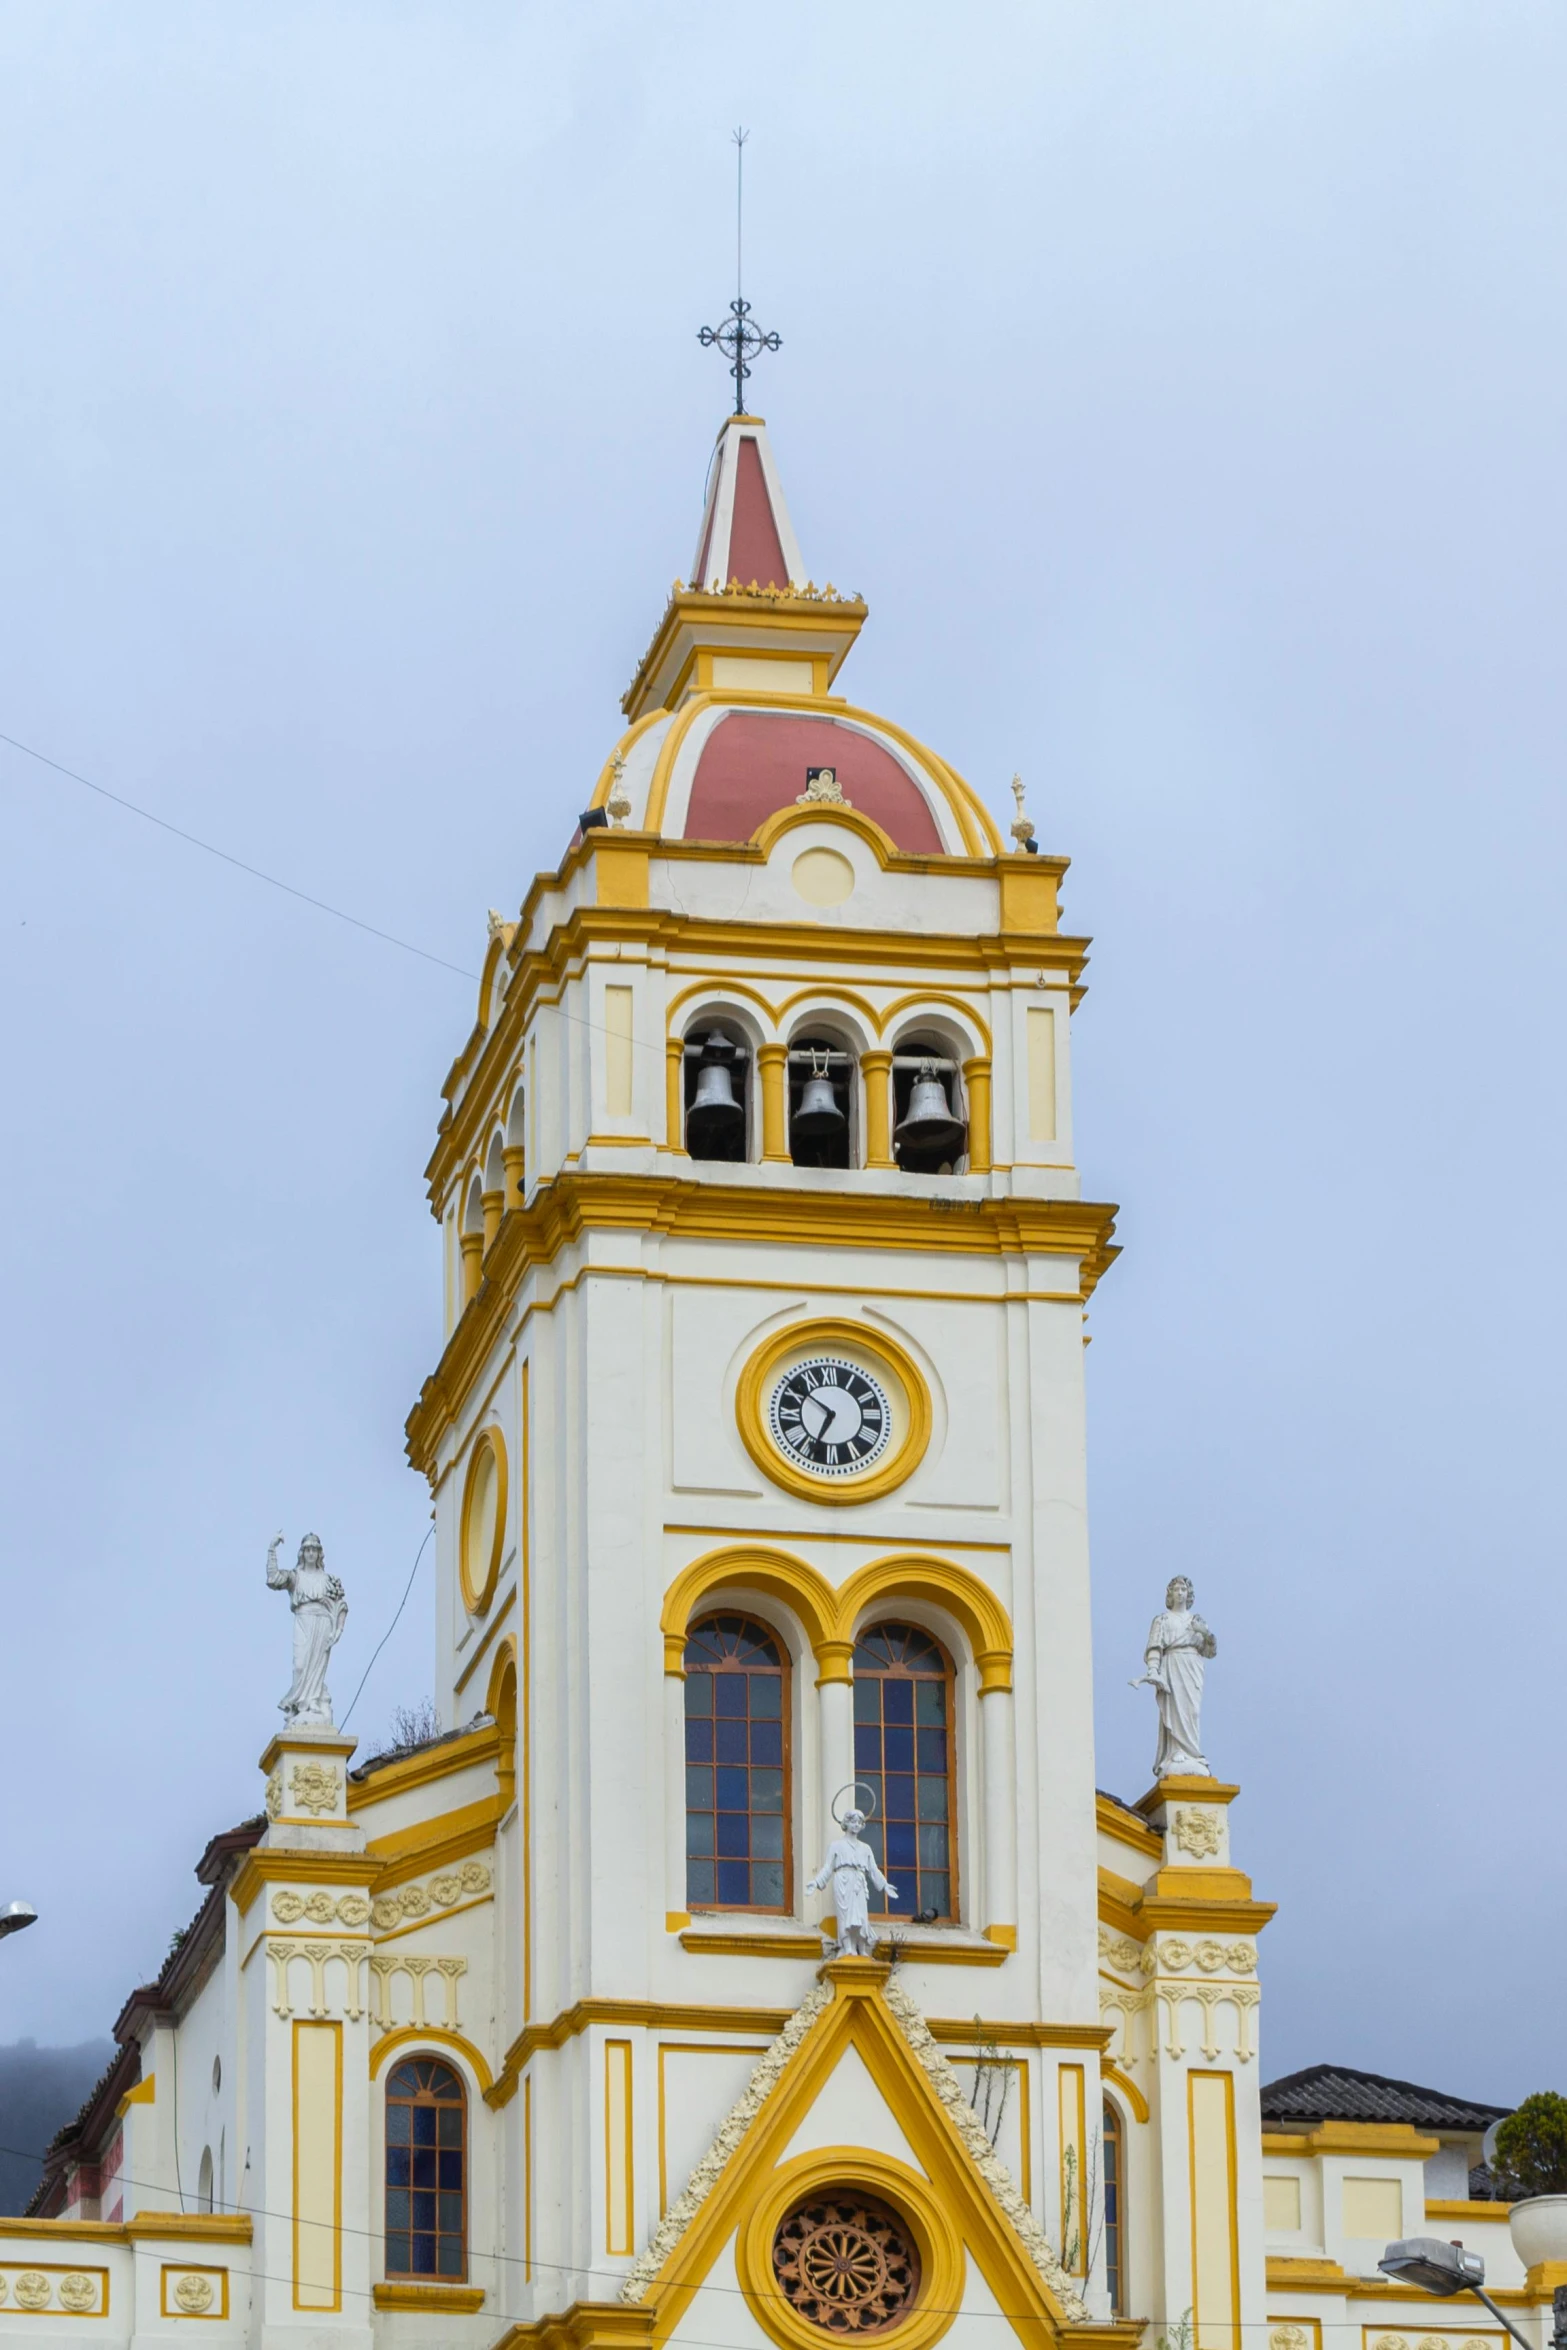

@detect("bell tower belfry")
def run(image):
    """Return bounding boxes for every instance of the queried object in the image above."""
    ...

[405,411,1271,2350]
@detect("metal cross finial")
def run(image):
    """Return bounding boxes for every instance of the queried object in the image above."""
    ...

[698,128,780,414]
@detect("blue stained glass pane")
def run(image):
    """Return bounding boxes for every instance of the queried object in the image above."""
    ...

[853,1677,880,1721]
[413,2191,436,2227]
[685,1718,713,1762]
[687,1858,715,1903]
[750,1768,783,1812]
[753,1862,785,1906]
[917,1775,949,1820]
[685,1673,713,1713]
[883,1726,914,1773]
[686,1812,714,1855]
[883,1677,915,1724]
[413,2108,436,2146]
[916,1729,947,1772]
[387,2107,412,2145]
[438,2236,464,2277]
[715,1766,749,1812]
[389,2061,423,2094]
[716,1811,749,1856]
[438,2151,463,2188]
[752,1812,784,1858]
[413,2234,437,2274]
[884,1772,916,1818]
[439,2189,463,2227]
[387,2234,411,2273]
[437,2107,463,2146]
[714,1674,747,1716]
[749,1719,782,1765]
[921,1870,950,1915]
[854,1724,881,1768]
[886,1821,917,1867]
[749,1672,781,1717]
[715,1717,748,1764]
[918,1822,949,1867]
[387,2150,411,2188]
[413,2150,436,2189]
[387,2189,411,2228]
[915,1679,946,1725]
[716,1860,750,1904]
[686,1766,713,1809]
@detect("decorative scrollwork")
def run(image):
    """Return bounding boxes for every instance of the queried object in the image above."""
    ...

[13,2274,51,2311]
[1172,1806,1223,1858]
[370,1863,492,1933]
[1270,2326,1309,2350]
[772,2193,921,2334]
[57,2273,98,2312]
[173,2273,215,2313]
[288,1760,340,1815]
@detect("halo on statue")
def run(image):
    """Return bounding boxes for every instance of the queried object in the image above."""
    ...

[830,1781,879,1828]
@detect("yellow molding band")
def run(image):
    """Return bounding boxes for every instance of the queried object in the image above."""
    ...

[117,2073,156,2113]
[1425,2199,1513,2221]
[663,1521,1014,1552]
[1096,1795,1163,1862]
[1103,2060,1150,2124]
[126,2212,253,2244]
[1261,2121,1440,2159]
[680,1930,823,1959]
[345,1719,500,1811]
[374,2282,486,2312]
[365,1794,504,1872]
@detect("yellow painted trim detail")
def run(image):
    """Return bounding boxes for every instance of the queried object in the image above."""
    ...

[1103,2061,1149,2125]
[984,1924,1019,1950]
[1189,2069,1240,2350]
[374,2282,486,2311]
[291,2018,343,2313]
[369,2026,495,2094]
[117,2073,156,2113]
[735,2146,964,2350]
[453,1585,516,1698]
[734,1319,933,1507]
[1096,1796,1163,1862]
[605,2039,635,2258]
[680,1929,823,1959]
[365,1794,504,1883]
[659,1543,1013,1693]
[459,1426,508,1617]
[1261,2122,1441,2159]
[1425,2199,1514,2222]
[346,1718,500,1811]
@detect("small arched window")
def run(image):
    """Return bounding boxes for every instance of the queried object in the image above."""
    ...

[852,1623,955,1920]
[1103,2098,1124,2314]
[385,2057,467,2279]
[196,2145,214,2215]
[684,1614,790,1912]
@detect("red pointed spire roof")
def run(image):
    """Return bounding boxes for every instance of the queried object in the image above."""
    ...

[690,415,805,592]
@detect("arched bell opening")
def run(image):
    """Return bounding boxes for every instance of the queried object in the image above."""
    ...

[787,1029,858,1169]
[682,1020,753,1164]
[890,1030,968,1175]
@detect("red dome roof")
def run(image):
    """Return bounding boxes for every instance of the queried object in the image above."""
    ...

[683,712,944,853]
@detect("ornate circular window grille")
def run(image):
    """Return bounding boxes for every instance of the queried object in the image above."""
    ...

[772,2193,922,2336]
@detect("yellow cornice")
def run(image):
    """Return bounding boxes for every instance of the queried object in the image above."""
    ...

[1097,1868,1152,1943]
[0,2217,129,2242]
[494,2302,657,2350]
[374,2281,487,2312]
[1096,1796,1163,1863]
[116,2072,156,2114]
[346,1721,499,1814]
[1425,2198,1513,2221]
[679,1929,822,1959]
[1135,1777,1242,1813]
[1136,1894,1277,1934]
[228,1850,373,1916]
[126,2211,254,2243]
[1261,2122,1439,2159]
[1263,2259,1548,2307]
[409,1176,1117,1470]
[622,589,867,722]
[366,1794,503,1890]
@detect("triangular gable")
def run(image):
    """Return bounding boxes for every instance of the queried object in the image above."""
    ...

[622,1958,1090,2347]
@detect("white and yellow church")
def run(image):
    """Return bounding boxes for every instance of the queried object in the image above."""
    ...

[1,410,1541,2350]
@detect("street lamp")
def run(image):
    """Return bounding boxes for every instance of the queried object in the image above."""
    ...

[1380,2236,1567,2350]
[0,1901,37,1940]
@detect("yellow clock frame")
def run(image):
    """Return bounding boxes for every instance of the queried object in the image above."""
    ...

[736,1320,932,1505]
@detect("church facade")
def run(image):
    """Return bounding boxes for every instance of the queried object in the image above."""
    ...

[2,415,1543,2350]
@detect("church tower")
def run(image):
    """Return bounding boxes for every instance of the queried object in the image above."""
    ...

[404,405,1273,2350]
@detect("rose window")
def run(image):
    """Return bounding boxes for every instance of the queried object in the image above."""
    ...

[772,2193,921,2335]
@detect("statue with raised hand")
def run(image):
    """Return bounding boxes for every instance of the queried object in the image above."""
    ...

[266,1531,348,1730]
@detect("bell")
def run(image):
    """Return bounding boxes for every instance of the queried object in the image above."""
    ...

[894,1064,966,1158]
[792,1069,846,1141]
[686,1038,745,1151]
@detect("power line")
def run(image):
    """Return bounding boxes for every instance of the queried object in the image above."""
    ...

[0,727,479,981]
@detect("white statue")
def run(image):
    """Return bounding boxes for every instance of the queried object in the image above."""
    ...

[266,1532,348,1731]
[1132,1575,1217,1778]
[809,1787,898,1957]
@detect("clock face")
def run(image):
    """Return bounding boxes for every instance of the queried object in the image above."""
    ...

[768,1357,892,1479]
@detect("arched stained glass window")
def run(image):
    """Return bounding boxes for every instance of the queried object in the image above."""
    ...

[851,1622,955,1920]
[684,1613,790,1912]
[385,2056,466,2279]
[1103,2098,1124,2315]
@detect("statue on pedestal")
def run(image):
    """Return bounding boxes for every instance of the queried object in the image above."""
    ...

[266,1533,348,1731]
[809,1785,898,1957]
[1132,1575,1217,1779]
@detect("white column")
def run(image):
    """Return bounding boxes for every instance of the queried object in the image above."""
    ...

[664,1672,688,1920]
[980,1687,1017,1931]
[817,1676,854,1895]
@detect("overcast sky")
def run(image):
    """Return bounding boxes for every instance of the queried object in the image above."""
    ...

[2,3,1563,2107]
